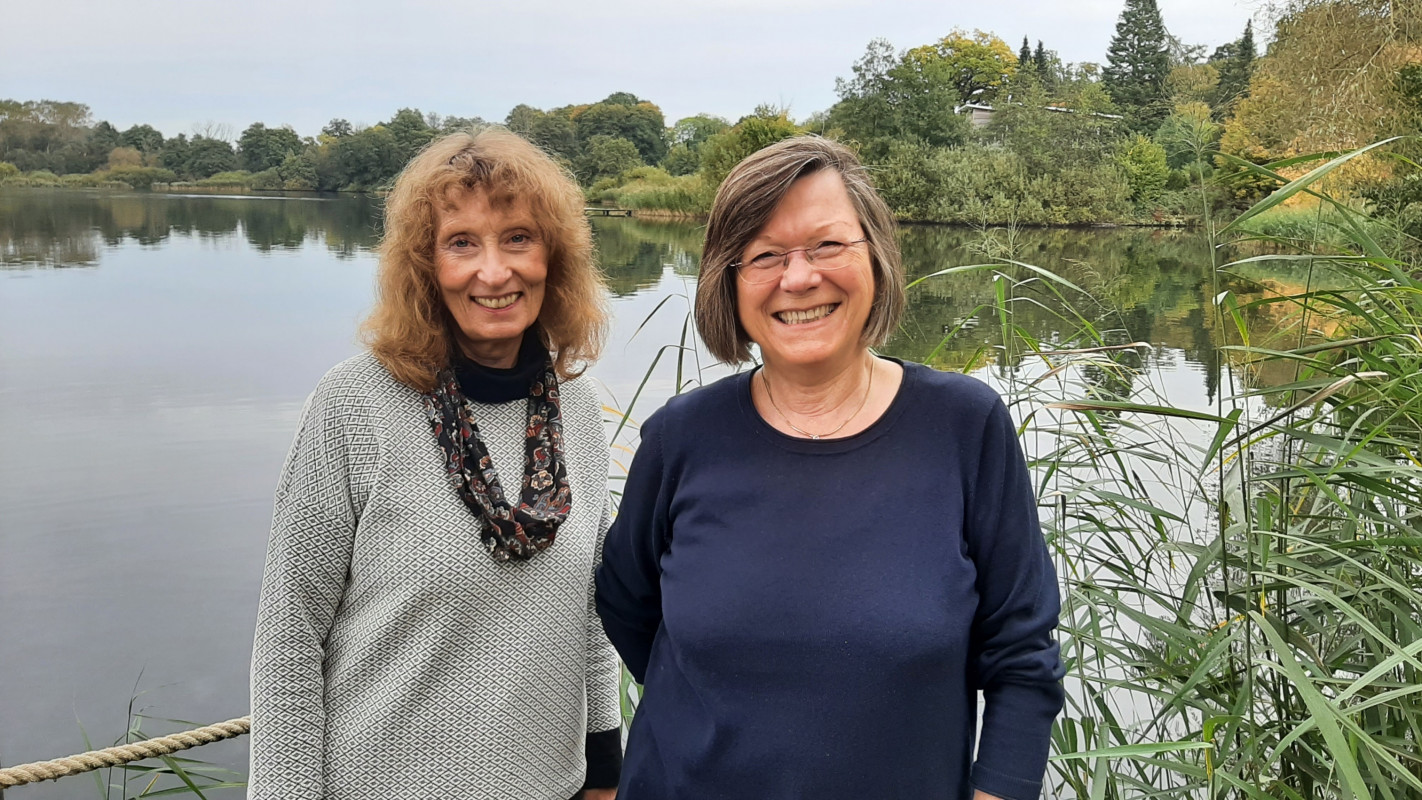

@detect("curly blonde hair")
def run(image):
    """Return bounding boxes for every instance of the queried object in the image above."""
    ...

[363,128,608,391]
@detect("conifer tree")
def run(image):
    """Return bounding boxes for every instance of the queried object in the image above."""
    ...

[1213,20,1256,110]
[1019,36,1033,74]
[1033,41,1051,88]
[1103,0,1172,130]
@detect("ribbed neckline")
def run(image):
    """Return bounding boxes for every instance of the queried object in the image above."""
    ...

[452,331,549,404]
[737,357,917,454]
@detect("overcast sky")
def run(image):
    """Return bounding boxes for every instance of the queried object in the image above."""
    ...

[4,0,1264,139]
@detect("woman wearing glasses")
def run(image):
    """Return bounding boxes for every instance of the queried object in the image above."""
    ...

[596,136,1063,799]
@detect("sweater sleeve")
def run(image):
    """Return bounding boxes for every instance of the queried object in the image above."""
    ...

[248,383,362,800]
[594,408,673,685]
[582,443,624,789]
[966,398,1065,800]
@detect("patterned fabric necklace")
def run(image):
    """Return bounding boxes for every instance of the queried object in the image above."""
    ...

[422,353,572,563]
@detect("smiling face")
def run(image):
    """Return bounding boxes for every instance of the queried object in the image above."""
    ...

[434,188,548,368]
[735,169,873,375]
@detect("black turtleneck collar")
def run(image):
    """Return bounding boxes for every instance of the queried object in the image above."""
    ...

[451,331,550,404]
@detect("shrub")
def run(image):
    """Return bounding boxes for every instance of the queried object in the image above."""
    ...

[1115,134,1170,202]
[604,173,713,215]
[98,165,178,190]
[249,168,284,190]
[196,171,254,188]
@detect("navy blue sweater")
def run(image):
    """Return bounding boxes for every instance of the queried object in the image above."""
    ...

[595,362,1064,800]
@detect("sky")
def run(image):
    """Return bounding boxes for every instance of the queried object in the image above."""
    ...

[3,0,1265,139]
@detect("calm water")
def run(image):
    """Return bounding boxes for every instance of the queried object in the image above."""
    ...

[0,188,1279,794]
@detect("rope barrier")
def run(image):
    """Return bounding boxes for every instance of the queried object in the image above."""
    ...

[0,716,250,789]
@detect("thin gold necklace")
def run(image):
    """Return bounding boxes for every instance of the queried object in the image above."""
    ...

[761,357,875,440]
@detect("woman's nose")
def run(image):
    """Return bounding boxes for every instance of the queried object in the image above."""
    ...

[778,249,819,292]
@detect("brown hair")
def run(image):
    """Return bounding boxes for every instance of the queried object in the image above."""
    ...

[363,128,608,391]
[695,136,904,365]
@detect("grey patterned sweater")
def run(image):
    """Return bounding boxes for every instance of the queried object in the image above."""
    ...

[249,352,622,800]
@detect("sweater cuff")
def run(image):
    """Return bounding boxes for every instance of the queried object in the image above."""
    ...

[581,728,623,789]
[971,760,1044,800]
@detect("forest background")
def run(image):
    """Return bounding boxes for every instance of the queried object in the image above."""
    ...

[3,0,1419,230]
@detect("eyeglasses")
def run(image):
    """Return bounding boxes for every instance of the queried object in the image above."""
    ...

[731,238,868,284]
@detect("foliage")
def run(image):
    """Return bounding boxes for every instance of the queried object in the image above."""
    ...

[604,171,714,215]
[1103,0,1172,131]
[875,140,1131,224]
[1219,0,1418,193]
[185,136,238,179]
[0,160,18,180]
[120,124,164,155]
[249,167,284,190]
[98,165,177,190]
[1210,20,1256,112]
[1165,62,1220,107]
[384,107,436,163]
[1116,134,1170,201]
[196,170,254,187]
[278,151,318,190]
[901,29,1019,106]
[670,114,730,150]
[107,147,144,169]
[237,122,302,173]
[575,135,643,184]
[1156,101,1221,170]
[697,110,801,190]
[661,143,701,176]
[1031,141,1422,798]
[986,79,1121,176]
[573,96,668,165]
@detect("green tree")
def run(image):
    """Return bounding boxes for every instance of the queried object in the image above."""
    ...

[1019,37,1033,73]
[1115,133,1170,200]
[331,125,403,190]
[600,92,643,107]
[575,135,642,184]
[107,146,143,168]
[120,124,164,156]
[1211,20,1256,111]
[698,110,801,188]
[671,114,730,150]
[322,119,354,138]
[573,100,667,164]
[506,104,543,136]
[988,78,1120,176]
[238,122,302,173]
[830,38,899,141]
[158,134,190,175]
[661,143,701,176]
[279,151,319,190]
[902,29,1018,106]
[1103,0,1172,131]
[385,108,436,163]
[186,135,237,178]
[529,114,578,160]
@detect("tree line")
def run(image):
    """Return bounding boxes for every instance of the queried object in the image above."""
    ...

[2,0,1417,228]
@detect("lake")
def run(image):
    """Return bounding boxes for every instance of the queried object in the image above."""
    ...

[0,188,1273,796]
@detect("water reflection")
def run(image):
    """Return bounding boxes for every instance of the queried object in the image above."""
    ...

[0,189,382,268]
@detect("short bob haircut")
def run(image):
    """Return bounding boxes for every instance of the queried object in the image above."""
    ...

[364,128,608,391]
[696,136,904,365]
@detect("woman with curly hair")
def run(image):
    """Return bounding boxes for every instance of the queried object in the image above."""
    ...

[250,128,621,800]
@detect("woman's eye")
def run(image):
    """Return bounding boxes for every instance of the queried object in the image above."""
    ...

[451,237,471,248]
[508,233,534,246]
